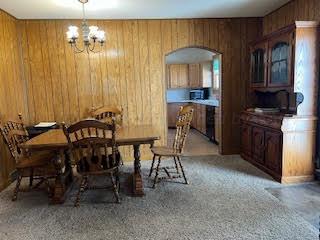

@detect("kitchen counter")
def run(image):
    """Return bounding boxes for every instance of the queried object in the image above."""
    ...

[167,99,219,107]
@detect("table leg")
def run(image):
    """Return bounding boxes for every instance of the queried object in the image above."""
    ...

[132,144,144,196]
[51,150,73,204]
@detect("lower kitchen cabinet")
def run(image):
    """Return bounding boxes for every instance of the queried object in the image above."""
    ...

[168,102,219,143]
[167,103,188,128]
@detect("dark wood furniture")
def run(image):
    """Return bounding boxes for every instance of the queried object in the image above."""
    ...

[241,21,319,184]
[0,115,56,201]
[63,119,120,206]
[250,23,295,91]
[150,105,193,188]
[19,125,160,203]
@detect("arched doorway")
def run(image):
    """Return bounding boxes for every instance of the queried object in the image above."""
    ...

[165,47,222,155]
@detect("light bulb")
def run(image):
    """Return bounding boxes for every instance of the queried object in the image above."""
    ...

[89,26,99,39]
[97,30,106,42]
[68,26,79,38]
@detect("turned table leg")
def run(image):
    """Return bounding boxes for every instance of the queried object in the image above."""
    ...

[51,149,73,204]
[51,151,65,204]
[132,144,144,196]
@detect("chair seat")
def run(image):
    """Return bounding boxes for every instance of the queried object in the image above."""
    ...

[151,146,181,157]
[16,151,55,169]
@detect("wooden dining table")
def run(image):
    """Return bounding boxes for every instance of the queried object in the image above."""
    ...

[19,125,160,204]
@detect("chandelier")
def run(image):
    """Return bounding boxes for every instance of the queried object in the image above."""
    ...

[66,0,105,53]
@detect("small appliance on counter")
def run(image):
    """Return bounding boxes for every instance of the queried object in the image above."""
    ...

[190,88,209,100]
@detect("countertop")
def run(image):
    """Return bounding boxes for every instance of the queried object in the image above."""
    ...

[167,99,219,107]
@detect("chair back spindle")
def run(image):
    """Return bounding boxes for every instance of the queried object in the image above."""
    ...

[63,119,118,174]
[90,106,123,127]
[173,106,194,154]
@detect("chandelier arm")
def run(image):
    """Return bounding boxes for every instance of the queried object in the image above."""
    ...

[88,40,96,52]
[72,43,85,53]
[88,40,104,53]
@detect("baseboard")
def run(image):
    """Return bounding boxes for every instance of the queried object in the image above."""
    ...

[281,175,315,184]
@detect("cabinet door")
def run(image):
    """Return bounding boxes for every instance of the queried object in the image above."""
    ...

[214,107,220,143]
[169,65,180,88]
[191,103,197,128]
[167,103,187,128]
[189,64,200,88]
[179,65,189,88]
[264,130,282,174]
[201,105,206,134]
[240,123,252,156]
[268,32,293,87]
[252,127,265,164]
[250,41,268,88]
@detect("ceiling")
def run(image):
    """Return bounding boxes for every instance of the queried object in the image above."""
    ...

[166,48,215,64]
[0,0,290,19]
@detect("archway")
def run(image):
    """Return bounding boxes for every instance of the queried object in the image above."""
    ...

[164,46,222,155]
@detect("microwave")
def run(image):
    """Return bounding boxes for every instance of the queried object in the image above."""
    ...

[190,89,209,100]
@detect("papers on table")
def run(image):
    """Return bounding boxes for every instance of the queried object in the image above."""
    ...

[34,122,57,128]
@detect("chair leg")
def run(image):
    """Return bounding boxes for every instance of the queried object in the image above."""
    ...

[152,156,161,188]
[44,178,52,198]
[115,170,120,192]
[29,169,34,187]
[110,173,120,203]
[177,156,188,184]
[74,176,87,207]
[173,156,180,174]
[12,174,22,201]
[148,155,156,177]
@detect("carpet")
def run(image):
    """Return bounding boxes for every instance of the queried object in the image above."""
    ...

[0,155,317,240]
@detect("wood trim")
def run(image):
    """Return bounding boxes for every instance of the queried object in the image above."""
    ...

[281,175,314,184]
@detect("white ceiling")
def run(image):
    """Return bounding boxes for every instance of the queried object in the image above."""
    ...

[0,0,290,19]
[166,48,215,64]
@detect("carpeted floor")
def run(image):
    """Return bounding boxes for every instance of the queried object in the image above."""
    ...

[0,155,317,240]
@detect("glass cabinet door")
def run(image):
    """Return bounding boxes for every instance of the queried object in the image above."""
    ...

[270,42,289,85]
[268,32,292,87]
[251,49,265,85]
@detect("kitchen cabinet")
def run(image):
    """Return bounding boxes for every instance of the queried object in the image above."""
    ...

[167,103,188,128]
[214,107,220,143]
[189,64,201,88]
[189,63,212,89]
[167,64,189,89]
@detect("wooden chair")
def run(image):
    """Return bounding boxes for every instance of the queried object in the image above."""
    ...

[90,106,123,126]
[91,106,123,164]
[0,114,56,201]
[62,119,121,207]
[149,105,194,188]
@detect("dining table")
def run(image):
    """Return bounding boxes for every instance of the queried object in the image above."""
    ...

[19,125,160,204]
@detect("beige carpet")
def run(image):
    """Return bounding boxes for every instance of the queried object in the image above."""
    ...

[0,155,317,240]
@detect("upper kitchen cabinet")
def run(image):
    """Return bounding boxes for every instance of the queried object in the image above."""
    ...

[249,24,296,91]
[189,62,212,89]
[188,63,201,88]
[167,64,189,89]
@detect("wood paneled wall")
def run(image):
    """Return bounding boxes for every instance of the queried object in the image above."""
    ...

[0,11,28,189]
[263,0,320,35]
[18,18,262,157]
